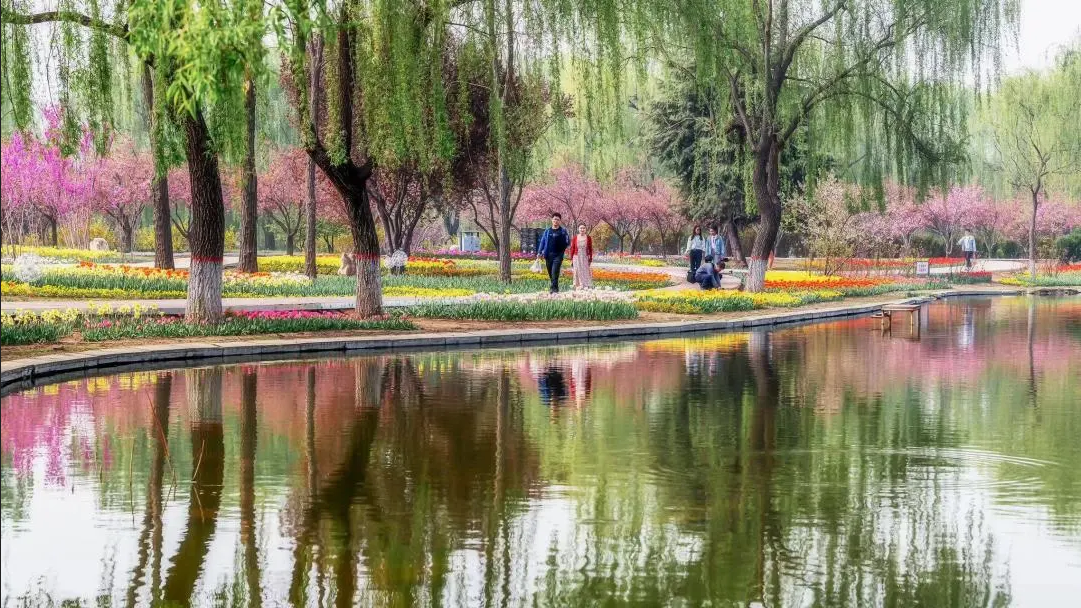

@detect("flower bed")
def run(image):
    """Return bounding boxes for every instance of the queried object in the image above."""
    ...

[407,291,638,321]
[999,271,1081,287]
[636,288,844,314]
[0,245,146,264]
[947,271,993,284]
[414,249,536,261]
[3,259,668,299]
[762,271,949,296]
[1,306,414,346]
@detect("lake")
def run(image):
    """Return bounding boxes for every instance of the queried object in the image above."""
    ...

[2,296,1079,607]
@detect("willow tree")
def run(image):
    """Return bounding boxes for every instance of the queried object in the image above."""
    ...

[614,0,1016,290]
[282,1,462,315]
[984,43,1081,278]
[1,0,184,269]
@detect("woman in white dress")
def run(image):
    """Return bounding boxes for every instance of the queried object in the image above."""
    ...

[568,223,594,289]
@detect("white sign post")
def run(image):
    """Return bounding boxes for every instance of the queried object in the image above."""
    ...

[915,261,930,276]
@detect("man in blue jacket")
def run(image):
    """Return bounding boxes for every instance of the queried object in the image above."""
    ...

[537,213,571,293]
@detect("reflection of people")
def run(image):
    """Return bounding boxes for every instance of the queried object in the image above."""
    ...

[568,223,594,290]
[695,255,722,290]
[686,225,705,275]
[570,357,593,407]
[958,231,977,269]
[538,213,571,293]
[538,365,569,406]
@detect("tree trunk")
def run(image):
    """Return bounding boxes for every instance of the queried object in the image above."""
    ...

[304,157,318,279]
[182,110,226,323]
[724,218,746,265]
[344,188,383,317]
[497,166,513,284]
[48,216,58,247]
[237,73,259,273]
[122,222,134,254]
[286,233,296,257]
[746,139,782,292]
[1029,190,1039,278]
[142,63,175,270]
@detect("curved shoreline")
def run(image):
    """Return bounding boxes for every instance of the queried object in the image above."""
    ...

[0,288,1028,395]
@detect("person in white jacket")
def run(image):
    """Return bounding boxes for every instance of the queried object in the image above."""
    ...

[686,225,705,275]
[957,231,977,269]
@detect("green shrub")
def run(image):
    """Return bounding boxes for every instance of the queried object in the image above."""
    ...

[1056,229,1081,263]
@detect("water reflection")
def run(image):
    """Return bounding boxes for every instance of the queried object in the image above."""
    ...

[1,296,1079,606]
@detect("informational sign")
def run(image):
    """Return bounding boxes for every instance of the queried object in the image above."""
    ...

[459,231,481,252]
[915,260,930,276]
[519,227,542,255]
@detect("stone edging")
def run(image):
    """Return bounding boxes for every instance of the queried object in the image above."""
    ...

[0,288,1023,395]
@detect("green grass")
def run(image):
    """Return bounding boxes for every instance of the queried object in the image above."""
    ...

[1,321,77,345]
[81,315,414,342]
[406,300,639,321]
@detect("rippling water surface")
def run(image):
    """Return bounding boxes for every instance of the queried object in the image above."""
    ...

[2,296,1080,607]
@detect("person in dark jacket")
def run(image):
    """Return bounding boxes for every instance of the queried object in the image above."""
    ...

[537,213,571,293]
[695,255,721,290]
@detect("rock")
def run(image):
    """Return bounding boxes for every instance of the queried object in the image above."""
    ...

[337,252,356,276]
[89,238,111,252]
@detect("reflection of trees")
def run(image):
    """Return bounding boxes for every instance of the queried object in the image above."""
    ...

[240,369,262,607]
[163,367,225,605]
[286,356,539,606]
[126,372,172,607]
[518,333,1011,606]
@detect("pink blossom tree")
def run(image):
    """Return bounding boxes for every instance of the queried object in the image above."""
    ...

[260,149,320,256]
[520,164,602,230]
[0,134,39,248]
[918,185,982,255]
[595,171,654,254]
[88,139,152,253]
[2,109,94,247]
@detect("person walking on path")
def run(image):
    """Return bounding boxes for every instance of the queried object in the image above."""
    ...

[958,231,977,269]
[568,223,594,290]
[538,212,571,293]
[686,225,705,277]
[706,225,726,261]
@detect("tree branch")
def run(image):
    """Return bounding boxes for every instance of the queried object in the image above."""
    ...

[1,9,129,41]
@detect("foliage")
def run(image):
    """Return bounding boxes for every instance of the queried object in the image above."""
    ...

[787,175,861,275]
[1057,229,1081,263]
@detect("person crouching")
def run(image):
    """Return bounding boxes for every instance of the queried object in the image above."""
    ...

[695,255,723,290]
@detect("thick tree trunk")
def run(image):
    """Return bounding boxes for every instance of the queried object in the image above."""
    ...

[285,233,296,257]
[142,63,174,270]
[724,218,746,265]
[1029,190,1039,278]
[304,158,318,279]
[237,74,259,273]
[182,110,226,323]
[48,216,58,247]
[344,188,383,316]
[745,139,782,292]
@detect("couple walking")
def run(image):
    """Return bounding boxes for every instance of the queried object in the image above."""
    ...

[537,212,594,293]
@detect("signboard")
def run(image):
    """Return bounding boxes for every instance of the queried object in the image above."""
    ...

[520,227,542,255]
[459,231,481,252]
[915,260,930,276]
